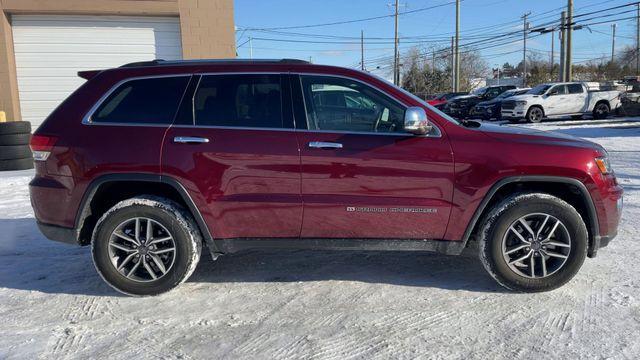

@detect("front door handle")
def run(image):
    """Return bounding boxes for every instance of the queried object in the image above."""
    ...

[174,136,210,144]
[308,141,343,149]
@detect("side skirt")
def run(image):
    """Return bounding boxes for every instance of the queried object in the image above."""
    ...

[212,238,466,257]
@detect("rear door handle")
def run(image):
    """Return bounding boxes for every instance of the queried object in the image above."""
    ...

[308,141,343,149]
[174,136,210,144]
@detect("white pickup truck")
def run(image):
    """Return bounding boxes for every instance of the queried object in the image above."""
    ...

[501,82,620,123]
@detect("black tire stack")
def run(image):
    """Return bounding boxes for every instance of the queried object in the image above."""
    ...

[0,121,34,171]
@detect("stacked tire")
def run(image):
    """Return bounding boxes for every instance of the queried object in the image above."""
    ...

[0,121,33,171]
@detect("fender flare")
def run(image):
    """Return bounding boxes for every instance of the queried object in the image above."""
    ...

[75,174,215,250]
[461,175,600,256]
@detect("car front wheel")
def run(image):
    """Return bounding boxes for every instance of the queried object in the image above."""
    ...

[525,106,544,123]
[479,193,588,292]
[92,196,202,296]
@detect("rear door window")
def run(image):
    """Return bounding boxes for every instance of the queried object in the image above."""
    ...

[193,74,284,128]
[92,76,189,124]
[567,84,583,94]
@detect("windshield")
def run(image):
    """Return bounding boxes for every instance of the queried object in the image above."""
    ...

[394,85,462,125]
[527,84,552,95]
[471,87,487,95]
[363,70,463,125]
[496,90,515,99]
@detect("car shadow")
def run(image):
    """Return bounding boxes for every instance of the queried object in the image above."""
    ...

[0,218,120,297]
[552,124,640,139]
[188,248,506,293]
[0,218,506,296]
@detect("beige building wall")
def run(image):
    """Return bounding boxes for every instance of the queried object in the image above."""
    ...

[0,5,20,121]
[0,0,235,122]
[179,0,235,59]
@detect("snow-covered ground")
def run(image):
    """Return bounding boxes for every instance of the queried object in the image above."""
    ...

[1,119,639,359]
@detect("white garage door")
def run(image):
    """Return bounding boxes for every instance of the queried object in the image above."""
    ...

[11,15,183,128]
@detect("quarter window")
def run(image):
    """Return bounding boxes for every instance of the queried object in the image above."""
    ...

[300,75,405,133]
[92,76,189,124]
[194,74,283,128]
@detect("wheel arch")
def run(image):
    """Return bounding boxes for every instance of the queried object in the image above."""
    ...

[593,99,611,111]
[75,174,214,250]
[528,104,545,116]
[462,176,600,257]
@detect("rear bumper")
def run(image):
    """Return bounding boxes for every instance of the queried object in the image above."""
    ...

[37,221,79,245]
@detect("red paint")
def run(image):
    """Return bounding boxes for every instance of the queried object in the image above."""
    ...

[30,61,622,248]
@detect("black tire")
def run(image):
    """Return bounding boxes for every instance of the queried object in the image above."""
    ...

[478,193,588,292]
[0,145,32,160]
[0,157,34,171]
[92,196,202,296]
[0,133,30,146]
[0,121,31,135]
[525,106,544,123]
[592,102,610,120]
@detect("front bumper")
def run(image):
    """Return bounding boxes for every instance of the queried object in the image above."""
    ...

[501,104,528,119]
[445,106,469,119]
[470,106,497,119]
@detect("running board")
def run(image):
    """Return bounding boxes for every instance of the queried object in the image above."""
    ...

[210,238,466,258]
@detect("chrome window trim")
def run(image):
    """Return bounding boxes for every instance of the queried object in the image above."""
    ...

[295,72,442,138]
[81,71,442,138]
[82,74,192,126]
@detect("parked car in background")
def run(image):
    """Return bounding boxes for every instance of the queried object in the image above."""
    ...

[30,59,622,296]
[470,88,530,120]
[445,85,516,119]
[501,82,621,123]
[427,92,468,110]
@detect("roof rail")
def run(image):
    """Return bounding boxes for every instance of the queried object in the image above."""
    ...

[119,58,309,68]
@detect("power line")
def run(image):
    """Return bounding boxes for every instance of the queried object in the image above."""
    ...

[239,0,462,31]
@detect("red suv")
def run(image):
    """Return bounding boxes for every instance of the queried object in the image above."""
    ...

[29,59,623,296]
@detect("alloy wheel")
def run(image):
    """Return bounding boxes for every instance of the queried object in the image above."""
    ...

[529,108,543,122]
[501,213,571,279]
[108,217,176,282]
[595,103,609,118]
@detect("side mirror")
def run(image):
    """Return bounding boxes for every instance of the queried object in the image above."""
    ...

[404,107,432,135]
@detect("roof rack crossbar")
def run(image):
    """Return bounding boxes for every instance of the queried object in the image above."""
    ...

[119,58,309,68]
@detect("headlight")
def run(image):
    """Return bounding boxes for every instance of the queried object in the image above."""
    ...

[515,101,527,106]
[595,156,613,174]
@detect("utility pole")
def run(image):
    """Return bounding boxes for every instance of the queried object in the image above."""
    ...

[550,29,555,79]
[393,0,400,85]
[611,23,617,63]
[566,0,573,81]
[361,30,365,71]
[451,36,455,91]
[454,0,460,91]
[636,3,639,75]
[432,51,436,74]
[559,11,566,81]
[522,12,530,87]
[249,36,253,59]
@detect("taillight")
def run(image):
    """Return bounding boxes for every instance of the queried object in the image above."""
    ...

[29,135,57,161]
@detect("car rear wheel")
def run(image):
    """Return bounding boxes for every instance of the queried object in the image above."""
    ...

[525,107,544,123]
[479,193,588,292]
[593,102,610,120]
[92,196,202,296]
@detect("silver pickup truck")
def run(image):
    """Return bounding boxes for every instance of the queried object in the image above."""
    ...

[501,82,620,123]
